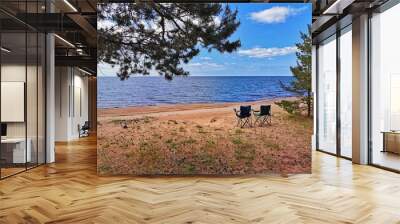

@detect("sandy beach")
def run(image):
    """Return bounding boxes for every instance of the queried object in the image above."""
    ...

[97,97,312,175]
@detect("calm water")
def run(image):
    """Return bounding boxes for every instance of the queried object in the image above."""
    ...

[98,76,295,108]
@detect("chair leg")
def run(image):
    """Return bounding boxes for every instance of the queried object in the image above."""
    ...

[253,116,259,127]
[261,116,266,127]
[237,118,245,128]
[258,117,263,127]
[237,118,244,127]
[257,116,271,127]
[236,117,254,128]
[241,118,248,128]
[240,117,252,128]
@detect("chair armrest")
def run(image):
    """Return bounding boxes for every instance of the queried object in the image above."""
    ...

[233,108,241,117]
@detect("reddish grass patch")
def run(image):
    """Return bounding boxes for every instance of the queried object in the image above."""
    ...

[97,105,312,175]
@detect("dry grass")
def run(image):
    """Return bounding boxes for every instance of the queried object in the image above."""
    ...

[97,103,312,175]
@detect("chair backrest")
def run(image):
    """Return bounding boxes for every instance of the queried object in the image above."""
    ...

[240,105,251,117]
[82,121,90,129]
[260,105,271,116]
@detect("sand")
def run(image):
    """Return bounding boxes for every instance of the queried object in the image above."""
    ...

[97,97,312,175]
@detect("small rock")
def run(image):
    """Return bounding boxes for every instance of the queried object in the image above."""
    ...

[120,121,128,129]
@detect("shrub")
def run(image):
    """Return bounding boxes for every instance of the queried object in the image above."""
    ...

[235,129,244,134]
[180,137,197,145]
[234,143,256,166]
[275,100,301,115]
[183,163,196,174]
[231,137,243,145]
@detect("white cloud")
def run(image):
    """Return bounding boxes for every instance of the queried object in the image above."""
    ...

[184,62,225,74]
[200,57,212,60]
[250,6,306,24]
[238,46,297,58]
[187,62,223,68]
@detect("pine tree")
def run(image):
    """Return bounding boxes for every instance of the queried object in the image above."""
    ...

[277,25,312,117]
[98,2,241,80]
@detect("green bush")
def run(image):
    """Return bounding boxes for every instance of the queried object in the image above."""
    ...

[275,100,301,115]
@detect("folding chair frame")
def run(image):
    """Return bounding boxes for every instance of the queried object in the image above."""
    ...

[234,108,252,128]
[253,114,272,127]
[236,116,252,128]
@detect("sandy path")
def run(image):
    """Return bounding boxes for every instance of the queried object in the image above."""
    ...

[98,97,297,122]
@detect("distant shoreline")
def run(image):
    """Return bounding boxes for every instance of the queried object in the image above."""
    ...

[98,96,298,120]
[97,95,298,110]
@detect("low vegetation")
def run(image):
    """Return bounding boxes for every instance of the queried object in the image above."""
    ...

[98,104,312,175]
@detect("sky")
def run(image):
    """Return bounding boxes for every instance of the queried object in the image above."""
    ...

[98,3,311,77]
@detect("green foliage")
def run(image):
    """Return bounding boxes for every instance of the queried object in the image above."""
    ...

[180,137,197,145]
[206,139,216,147]
[183,163,196,174]
[231,137,243,145]
[139,141,151,151]
[165,138,178,150]
[98,3,241,80]
[234,144,256,165]
[278,25,313,117]
[234,128,244,134]
[198,129,207,134]
[197,153,214,166]
[98,164,112,173]
[232,136,255,165]
[102,143,110,149]
[275,100,301,115]
[165,137,197,151]
[143,117,152,123]
[137,141,162,173]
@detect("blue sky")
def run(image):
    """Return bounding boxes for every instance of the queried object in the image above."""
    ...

[98,3,311,77]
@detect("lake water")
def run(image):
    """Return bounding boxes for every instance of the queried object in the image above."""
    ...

[98,76,295,108]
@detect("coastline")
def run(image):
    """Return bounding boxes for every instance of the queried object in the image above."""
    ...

[98,96,299,120]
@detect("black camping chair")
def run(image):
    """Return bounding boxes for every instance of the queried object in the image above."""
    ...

[253,105,272,126]
[234,105,252,128]
[79,121,90,138]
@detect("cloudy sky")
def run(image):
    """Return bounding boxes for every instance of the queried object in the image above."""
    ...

[98,3,311,77]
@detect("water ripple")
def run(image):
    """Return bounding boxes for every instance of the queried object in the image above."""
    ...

[98,76,296,108]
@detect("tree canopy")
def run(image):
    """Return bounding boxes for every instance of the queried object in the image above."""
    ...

[277,25,312,117]
[98,2,241,80]
[284,25,312,97]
